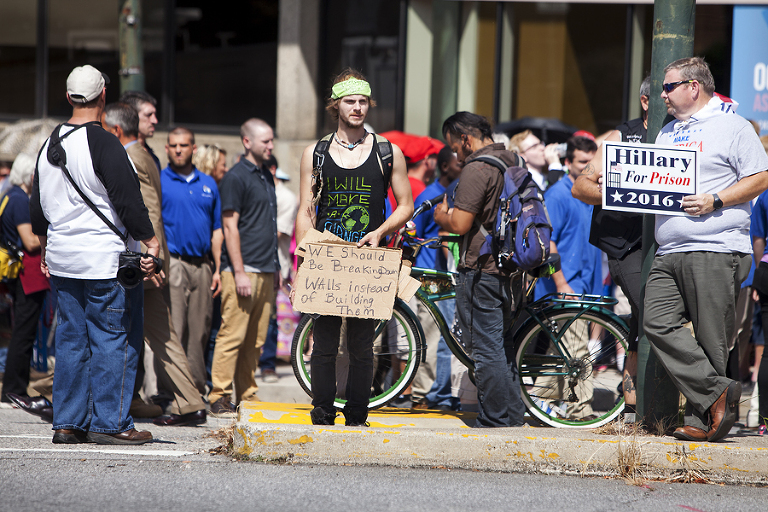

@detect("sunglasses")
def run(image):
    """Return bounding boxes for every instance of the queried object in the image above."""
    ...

[662,79,695,93]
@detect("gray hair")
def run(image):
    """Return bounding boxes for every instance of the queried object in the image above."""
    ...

[103,102,139,138]
[9,153,35,187]
[664,57,715,95]
[640,75,651,99]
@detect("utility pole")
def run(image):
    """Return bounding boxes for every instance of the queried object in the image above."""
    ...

[118,0,145,94]
[636,0,696,429]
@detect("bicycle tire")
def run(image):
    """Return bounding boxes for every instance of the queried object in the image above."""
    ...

[515,307,629,428]
[290,301,424,409]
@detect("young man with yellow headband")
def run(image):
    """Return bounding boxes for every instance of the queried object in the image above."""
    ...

[295,69,413,426]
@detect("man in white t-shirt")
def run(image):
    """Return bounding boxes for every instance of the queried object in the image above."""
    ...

[30,65,162,445]
[643,57,768,442]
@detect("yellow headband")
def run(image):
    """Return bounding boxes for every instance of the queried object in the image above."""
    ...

[330,78,371,100]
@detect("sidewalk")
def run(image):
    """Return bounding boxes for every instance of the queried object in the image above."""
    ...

[238,364,767,486]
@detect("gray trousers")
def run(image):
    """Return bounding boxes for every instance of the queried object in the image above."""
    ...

[643,251,750,430]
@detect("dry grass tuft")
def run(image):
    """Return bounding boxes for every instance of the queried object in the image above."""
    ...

[206,425,235,456]
[666,445,711,484]
[616,429,647,484]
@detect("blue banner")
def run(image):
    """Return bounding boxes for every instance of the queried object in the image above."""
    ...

[731,6,768,135]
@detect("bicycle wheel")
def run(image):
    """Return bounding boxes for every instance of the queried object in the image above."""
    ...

[290,301,424,409]
[515,307,629,428]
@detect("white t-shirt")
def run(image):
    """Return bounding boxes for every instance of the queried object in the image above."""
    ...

[654,97,768,255]
[33,124,150,279]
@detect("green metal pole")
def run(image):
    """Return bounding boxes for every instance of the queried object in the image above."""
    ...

[636,0,695,430]
[119,0,145,93]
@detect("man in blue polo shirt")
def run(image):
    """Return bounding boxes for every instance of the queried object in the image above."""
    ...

[161,127,223,397]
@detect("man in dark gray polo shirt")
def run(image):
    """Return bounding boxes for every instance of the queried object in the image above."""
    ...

[208,118,278,415]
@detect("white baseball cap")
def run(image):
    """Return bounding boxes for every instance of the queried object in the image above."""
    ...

[66,65,109,103]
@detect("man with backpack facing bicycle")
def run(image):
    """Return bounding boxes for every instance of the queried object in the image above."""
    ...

[294,69,412,427]
[434,112,528,428]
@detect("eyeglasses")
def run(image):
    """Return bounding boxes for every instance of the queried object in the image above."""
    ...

[521,142,543,153]
[662,79,695,93]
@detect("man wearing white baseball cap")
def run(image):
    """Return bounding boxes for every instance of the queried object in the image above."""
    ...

[66,64,110,104]
[30,65,162,445]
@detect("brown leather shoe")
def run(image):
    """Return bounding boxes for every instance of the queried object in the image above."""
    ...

[707,381,742,442]
[87,428,153,445]
[673,425,708,441]
[52,429,90,444]
[129,398,163,418]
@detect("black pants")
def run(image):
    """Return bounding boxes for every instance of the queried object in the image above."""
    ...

[1,279,46,401]
[607,246,643,351]
[310,315,375,420]
[756,291,768,426]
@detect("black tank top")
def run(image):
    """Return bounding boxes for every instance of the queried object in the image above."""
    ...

[315,144,387,244]
[589,118,646,259]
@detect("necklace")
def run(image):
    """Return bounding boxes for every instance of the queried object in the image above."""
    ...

[334,130,368,151]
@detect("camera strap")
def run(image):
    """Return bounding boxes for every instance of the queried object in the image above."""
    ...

[47,124,130,251]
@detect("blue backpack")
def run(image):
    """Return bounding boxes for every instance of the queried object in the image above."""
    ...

[471,155,552,273]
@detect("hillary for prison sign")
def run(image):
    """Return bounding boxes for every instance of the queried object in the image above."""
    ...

[602,141,699,216]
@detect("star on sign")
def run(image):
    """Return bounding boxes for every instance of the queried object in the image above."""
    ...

[611,190,624,203]
[677,198,684,208]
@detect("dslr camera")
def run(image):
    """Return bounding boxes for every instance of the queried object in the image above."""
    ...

[117,251,163,289]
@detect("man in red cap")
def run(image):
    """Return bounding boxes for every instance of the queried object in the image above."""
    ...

[388,136,440,212]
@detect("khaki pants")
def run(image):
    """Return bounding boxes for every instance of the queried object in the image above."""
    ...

[144,287,205,415]
[209,271,274,404]
[168,257,213,395]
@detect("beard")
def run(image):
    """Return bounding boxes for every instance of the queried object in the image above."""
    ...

[340,110,365,130]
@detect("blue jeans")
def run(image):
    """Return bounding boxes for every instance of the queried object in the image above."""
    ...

[259,310,278,372]
[51,276,143,434]
[426,298,457,408]
[455,269,525,427]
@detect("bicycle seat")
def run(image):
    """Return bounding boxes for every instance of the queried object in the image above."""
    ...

[528,253,560,278]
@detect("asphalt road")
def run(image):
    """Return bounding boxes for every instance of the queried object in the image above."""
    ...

[1,406,766,512]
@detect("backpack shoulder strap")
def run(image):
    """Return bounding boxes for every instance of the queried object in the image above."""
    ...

[471,155,508,174]
[374,134,393,187]
[311,133,334,206]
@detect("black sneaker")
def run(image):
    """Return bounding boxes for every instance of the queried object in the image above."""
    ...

[310,407,337,425]
[343,408,368,427]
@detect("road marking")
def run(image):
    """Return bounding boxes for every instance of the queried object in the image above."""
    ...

[0,448,194,456]
[0,435,50,439]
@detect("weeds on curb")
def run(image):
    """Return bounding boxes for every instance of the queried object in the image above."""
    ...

[666,446,711,484]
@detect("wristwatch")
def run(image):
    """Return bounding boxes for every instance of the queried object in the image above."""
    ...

[712,193,724,210]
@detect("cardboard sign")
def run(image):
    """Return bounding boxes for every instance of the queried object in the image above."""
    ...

[602,141,699,216]
[294,240,403,320]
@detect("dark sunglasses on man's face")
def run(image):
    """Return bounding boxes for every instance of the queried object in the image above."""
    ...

[662,79,695,93]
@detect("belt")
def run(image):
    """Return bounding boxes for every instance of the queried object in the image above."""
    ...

[170,253,207,266]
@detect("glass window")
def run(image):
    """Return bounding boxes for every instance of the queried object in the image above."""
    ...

[320,0,401,134]
[0,2,38,117]
[172,0,278,127]
[47,0,121,117]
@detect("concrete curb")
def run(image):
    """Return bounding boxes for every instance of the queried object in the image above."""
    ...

[233,402,768,486]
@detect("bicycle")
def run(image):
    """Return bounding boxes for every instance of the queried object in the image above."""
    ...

[291,197,630,428]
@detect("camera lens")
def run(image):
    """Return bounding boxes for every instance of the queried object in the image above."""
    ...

[117,264,142,289]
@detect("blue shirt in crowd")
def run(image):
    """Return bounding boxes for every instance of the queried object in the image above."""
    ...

[160,167,221,257]
[535,177,602,299]
[413,181,448,271]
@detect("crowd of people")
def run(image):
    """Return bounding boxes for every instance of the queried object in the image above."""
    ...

[1,55,767,443]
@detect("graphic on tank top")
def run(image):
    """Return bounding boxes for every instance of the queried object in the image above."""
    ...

[316,146,385,243]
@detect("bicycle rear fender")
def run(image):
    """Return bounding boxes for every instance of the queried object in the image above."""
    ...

[517,303,629,347]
